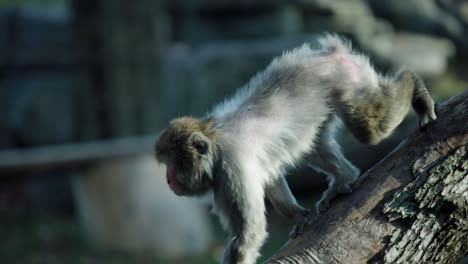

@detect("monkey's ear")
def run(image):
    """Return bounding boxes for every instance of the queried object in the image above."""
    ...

[190,132,210,155]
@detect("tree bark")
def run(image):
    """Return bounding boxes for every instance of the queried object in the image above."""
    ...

[266,90,468,264]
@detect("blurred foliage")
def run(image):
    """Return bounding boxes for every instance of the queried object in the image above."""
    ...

[432,72,468,101]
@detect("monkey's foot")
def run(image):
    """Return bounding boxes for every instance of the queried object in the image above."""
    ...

[419,109,437,129]
[316,183,353,214]
[289,210,312,239]
[316,198,331,214]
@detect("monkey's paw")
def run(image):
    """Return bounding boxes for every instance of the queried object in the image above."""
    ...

[289,210,312,239]
[337,184,353,194]
[316,183,353,214]
[419,105,437,129]
[316,199,330,214]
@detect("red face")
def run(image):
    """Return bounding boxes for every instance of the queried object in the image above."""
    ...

[155,120,214,197]
[165,164,190,195]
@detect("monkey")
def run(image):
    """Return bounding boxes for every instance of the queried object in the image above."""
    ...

[154,34,437,264]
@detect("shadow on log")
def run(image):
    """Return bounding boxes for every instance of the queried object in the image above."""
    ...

[266,90,468,264]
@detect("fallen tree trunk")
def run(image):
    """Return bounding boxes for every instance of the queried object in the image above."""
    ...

[267,90,468,264]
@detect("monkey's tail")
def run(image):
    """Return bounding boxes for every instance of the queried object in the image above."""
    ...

[317,33,353,54]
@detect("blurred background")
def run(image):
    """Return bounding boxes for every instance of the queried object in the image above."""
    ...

[0,0,466,263]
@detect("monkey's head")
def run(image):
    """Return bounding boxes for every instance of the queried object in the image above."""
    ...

[155,117,215,196]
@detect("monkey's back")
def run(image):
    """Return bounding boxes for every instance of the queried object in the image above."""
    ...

[208,34,378,184]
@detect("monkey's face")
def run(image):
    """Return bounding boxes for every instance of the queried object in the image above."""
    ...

[155,117,214,196]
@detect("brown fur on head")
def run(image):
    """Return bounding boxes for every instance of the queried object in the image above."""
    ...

[155,117,216,196]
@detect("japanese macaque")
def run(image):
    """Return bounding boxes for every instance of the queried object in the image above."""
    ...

[154,34,437,264]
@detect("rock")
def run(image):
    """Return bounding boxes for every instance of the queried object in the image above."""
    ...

[168,0,289,10]
[460,2,468,24]
[173,6,302,43]
[73,155,214,257]
[437,0,468,24]
[313,1,455,76]
[368,0,463,40]
[302,0,387,36]
[436,0,468,55]
[299,0,455,77]
[361,33,455,77]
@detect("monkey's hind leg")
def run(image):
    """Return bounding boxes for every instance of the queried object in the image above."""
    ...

[338,70,437,145]
[309,119,361,213]
[401,70,438,128]
[266,177,311,238]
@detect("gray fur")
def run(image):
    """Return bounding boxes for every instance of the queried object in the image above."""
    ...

[156,34,437,264]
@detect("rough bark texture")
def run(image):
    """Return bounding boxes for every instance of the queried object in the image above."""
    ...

[380,147,467,264]
[266,90,468,264]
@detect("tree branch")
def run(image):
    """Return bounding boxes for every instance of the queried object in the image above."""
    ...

[266,90,468,264]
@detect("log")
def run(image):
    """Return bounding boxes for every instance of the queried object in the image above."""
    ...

[267,90,468,264]
[0,136,154,175]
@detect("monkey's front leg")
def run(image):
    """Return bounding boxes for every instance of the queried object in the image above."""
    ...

[218,204,268,264]
[215,174,268,264]
[266,177,311,239]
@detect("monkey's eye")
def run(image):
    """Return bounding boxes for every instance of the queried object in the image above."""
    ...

[190,134,209,155]
[193,140,208,154]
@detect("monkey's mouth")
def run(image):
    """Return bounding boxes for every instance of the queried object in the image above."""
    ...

[166,164,190,196]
